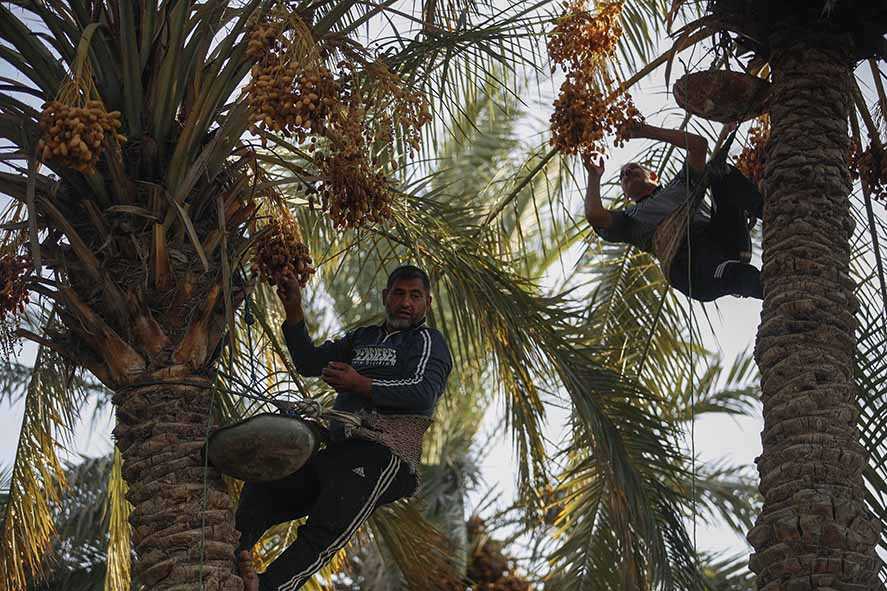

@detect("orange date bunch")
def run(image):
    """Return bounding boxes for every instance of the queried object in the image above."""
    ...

[550,72,642,155]
[315,103,395,229]
[548,0,624,70]
[547,1,641,156]
[0,254,31,358]
[36,99,124,174]
[735,117,770,191]
[459,516,532,591]
[850,140,886,203]
[317,149,393,229]
[252,212,315,288]
[361,59,432,160]
[245,14,340,141]
[310,59,430,229]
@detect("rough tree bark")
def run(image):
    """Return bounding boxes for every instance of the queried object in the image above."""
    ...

[113,369,242,591]
[748,35,882,590]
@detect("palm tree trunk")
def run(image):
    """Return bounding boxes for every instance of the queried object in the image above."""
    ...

[114,374,243,591]
[748,36,881,589]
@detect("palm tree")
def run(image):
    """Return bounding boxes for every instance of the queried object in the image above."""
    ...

[694,3,887,588]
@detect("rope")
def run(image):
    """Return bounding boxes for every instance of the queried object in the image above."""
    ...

[682,128,698,553]
[667,63,748,567]
[197,382,214,590]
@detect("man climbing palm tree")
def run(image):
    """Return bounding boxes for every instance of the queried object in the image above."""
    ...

[584,121,764,301]
[236,265,453,591]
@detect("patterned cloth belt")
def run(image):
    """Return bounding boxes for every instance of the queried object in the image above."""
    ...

[348,411,432,473]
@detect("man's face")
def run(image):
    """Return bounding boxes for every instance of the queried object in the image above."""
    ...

[383,278,431,329]
[619,162,658,201]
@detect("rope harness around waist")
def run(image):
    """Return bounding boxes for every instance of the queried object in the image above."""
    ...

[274,399,431,473]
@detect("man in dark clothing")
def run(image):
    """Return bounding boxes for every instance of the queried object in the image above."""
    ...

[584,121,764,301]
[236,265,453,591]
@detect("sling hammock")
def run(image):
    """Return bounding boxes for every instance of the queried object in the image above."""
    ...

[651,127,740,280]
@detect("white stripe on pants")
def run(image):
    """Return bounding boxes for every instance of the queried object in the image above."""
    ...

[277,454,402,591]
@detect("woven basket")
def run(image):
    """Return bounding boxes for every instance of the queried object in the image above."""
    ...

[673,70,769,123]
[652,203,691,280]
[206,413,317,482]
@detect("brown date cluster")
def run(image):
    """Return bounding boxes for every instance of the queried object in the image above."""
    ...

[0,254,31,359]
[315,149,394,229]
[361,59,432,159]
[548,0,623,69]
[309,59,429,229]
[252,213,315,288]
[245,19,339,141]
[547,1,642,156]
[245,16,431,229]
[440,516,531,591]
[312,99,394,228]
[735,117,769,191]
[850,140,886,202]
[36,100,124,174]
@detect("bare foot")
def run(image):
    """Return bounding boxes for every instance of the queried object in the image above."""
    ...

[238,550,259,591]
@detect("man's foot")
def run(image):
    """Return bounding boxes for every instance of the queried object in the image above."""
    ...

[238,550,259,591]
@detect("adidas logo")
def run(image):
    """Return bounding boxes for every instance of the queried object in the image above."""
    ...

[352,467,366,478]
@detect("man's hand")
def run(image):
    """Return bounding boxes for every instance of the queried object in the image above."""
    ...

[582,152,605,179]
[321,361,372,396]
[583,152,612,229]
[276,271,304,323]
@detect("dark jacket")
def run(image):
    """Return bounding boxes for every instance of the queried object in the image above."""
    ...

[281,318,453,416]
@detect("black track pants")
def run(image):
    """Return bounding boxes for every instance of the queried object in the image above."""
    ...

[235,439,416,591]
[668,166,764,302]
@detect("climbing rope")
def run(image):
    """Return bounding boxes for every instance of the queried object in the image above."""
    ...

[682,126,698,552]
[673,110,745,560]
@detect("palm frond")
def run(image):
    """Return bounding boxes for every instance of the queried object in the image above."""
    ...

[698,551,756,591]
[103,449,132,591]
[688,461,759,538]
[0,331,81,590]
[366,501,462,590]
[851,190,887,582]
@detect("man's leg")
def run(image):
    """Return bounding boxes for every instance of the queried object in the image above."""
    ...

[669,233,762,301]
[235,459,322,563]
[709,165,764,261]
[258,440,415,591]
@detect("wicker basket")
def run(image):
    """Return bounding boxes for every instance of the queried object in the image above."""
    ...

[206,413,317,482]
[652,204,691,280]
[673,70,769,123]
[351,412,432,473]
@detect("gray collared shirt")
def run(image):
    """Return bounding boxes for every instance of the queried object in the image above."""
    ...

[593,162,709,252]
